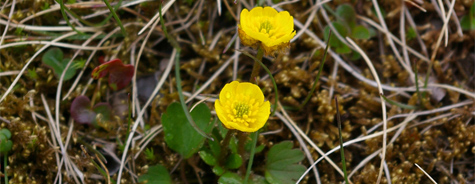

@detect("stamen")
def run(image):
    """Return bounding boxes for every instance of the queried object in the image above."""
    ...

[234,103,250,118]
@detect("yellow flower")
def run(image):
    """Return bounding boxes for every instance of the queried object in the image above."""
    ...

[214,81,271,132]
[238,6,296,55]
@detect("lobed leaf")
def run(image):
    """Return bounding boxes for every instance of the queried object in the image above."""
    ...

[70,95,95,125]
[91,59,134,90]
[264,141,306,184]
[162,102,213,159]
[42,48,77,81]
[336,4,356,28]
[138,164,172,184]
[70,96,113,126]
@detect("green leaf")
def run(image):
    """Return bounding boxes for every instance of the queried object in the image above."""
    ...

[460,15,475,30]
[229,136,238,154]
[0,129,11,139]
[138,164,172,184]
[350,51,361,60]
[217,121,228,139]
[0,140,12,153]
[335,44,351,54]
[207,134,221,157]
[0,130,12,154]
[219,172,243,184]
[245,141,265,153]
[41,48,77,81]
[199,149,217,166]
[162,102,213,159]
[225,153,243,169]
[255,144,265,153]
[406,27,417,41]
[144,148,156,161]
[336,4,356,28]
[213,165,225,176]
[92,102,113,125]
[218,172,269,184]
[464,1,475,30]
[27,68,38,80]
[324,22,348,48]
[351,25,370,39]
[324,21,351,54]
[264,141,306,184]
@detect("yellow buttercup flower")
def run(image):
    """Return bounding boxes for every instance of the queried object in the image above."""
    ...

[215,81,271,132]
[238,6,296,55]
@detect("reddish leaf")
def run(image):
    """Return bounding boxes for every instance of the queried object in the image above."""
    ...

[70,96,113,126]
[70,95,95,125]
[92,59,134,90]
[98,56,106,64]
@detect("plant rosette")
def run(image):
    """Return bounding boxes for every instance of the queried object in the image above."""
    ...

[70,95,113,128]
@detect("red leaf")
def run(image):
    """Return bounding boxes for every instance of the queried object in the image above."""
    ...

[99,56,106,64]
[70,95,95,125]
[91,59,134,90]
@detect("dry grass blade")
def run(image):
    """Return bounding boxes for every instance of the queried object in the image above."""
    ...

[1,1,473,183]
[415,163,438,184]
[346,37,388,184]
[116,49,176,182]
[0,31,77,103]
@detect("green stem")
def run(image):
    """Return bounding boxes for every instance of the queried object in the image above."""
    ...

[380,94,418,110]
[422,60,434,99]
[239,51,279,115]
[249,47,264,84]
[244,131,258,184]
[97,0,123,26]
[334,97,349,184]
[103,0,127,37]
[57,0,83,35]
[414,63,423,106]
[4,154,8,184]
[299,31,332,109]
[158,3,212,141]
[218,130,235,164]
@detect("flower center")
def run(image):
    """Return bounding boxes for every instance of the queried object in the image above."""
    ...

[259,20,273,34]
[234,103,250,118]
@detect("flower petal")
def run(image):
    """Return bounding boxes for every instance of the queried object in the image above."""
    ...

[214,99,231,128]
[238,6,296,55]
[253,101,271,129]
[235,82,264,103]
[262,6,278,17]
[219,81,239,104]
[214,81,271,133]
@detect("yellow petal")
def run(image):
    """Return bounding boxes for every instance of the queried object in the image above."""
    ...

[240,9,250,26]
[235,82,264,103]
[219,81,239,104]
[214,100,231,128]
[254,101,271,128]
[249,6,264,17]
[262,6,278,17]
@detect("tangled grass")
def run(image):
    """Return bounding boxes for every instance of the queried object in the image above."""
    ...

[0,0,474,183]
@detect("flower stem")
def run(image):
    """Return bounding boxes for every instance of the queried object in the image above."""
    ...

[4,154,8,184]
[240,50,279,115]
[249,46,264,84]
[244,131,258,184]
[218,130,235,164]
